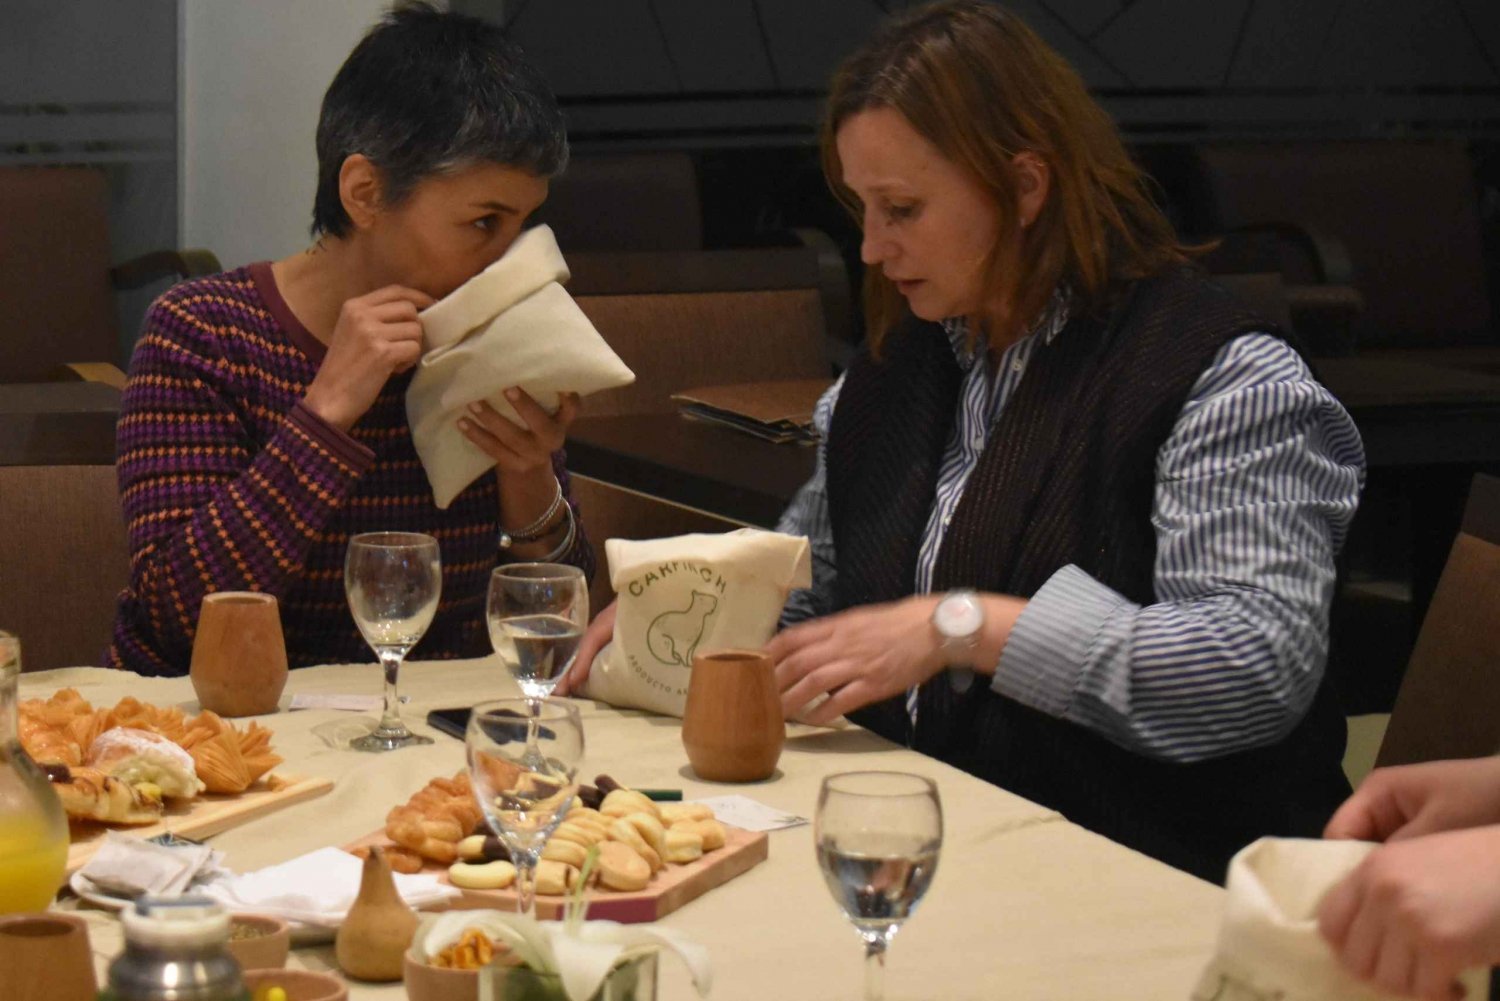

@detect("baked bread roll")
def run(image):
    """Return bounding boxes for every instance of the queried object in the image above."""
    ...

[87,727,204,800]
[50,766,164,825]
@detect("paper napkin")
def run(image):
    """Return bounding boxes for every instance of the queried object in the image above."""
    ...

[202,846,459,927]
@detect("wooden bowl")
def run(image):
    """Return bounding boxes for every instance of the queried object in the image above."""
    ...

[403,950,657,1001]
[403,952,479,1001]
[240,969,348,1001]
[226,914,290,971]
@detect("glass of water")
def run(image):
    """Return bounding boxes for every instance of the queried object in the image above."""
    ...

[815,771,943,1001]
[344,532,441,752]
[466,697,584,917]
[487,563,587,704]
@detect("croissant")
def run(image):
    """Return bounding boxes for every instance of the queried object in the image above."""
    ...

[385,772,483,862]
[18,715,83,766]
[51,766,164,825]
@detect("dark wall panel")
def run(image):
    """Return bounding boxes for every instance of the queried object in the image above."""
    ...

[653,1,778,92]
[1094,0,1252,88]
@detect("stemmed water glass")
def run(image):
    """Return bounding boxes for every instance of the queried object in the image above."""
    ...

[466,697,585,917]
[344,532,441,752]
[487,563,588,704]
[815,771,943,1001]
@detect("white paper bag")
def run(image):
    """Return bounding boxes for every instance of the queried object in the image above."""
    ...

[1192,837,1488,1001]
[579,529,811,717]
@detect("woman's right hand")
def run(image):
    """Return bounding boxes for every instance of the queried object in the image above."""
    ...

[302,285,434,431]
[555,599,616,696]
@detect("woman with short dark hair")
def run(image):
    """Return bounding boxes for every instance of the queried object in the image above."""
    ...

[766,0,1366,881]
[109,2,593,675]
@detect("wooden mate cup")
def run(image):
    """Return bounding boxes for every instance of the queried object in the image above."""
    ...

[681,649,784,782]
[190,591,288,717]
[0,912,98,1001]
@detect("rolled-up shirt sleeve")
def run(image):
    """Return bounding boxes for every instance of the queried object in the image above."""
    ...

[993,333,1366,763]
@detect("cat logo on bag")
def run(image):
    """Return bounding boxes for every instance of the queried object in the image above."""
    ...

[646,592,719,666]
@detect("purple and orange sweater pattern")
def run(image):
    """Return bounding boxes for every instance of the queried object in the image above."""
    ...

[108,263,593,676]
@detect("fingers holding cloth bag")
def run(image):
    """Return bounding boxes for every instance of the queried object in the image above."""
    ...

[1192,838,1490,1001]
[406,224,636,508]
[577,529,811,717]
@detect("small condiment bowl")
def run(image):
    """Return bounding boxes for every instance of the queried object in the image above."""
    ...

[226,914,290,971]
[241,968,348,1001]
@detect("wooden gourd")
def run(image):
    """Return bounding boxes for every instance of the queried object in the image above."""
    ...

[335,847,419,982]
[681,649,784,782]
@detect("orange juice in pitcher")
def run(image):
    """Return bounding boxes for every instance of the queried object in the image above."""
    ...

[0,633,68,913]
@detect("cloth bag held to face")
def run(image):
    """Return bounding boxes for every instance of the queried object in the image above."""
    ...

[406,224,635,508]
[579,529,812,717]
[1191,837,1488,1001]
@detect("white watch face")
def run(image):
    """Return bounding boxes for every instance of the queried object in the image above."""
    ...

[934,591,983,640]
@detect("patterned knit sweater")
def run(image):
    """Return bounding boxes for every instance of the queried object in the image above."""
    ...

[108,263,594,676]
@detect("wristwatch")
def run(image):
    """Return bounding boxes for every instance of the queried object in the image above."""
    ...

[931,589,984,665]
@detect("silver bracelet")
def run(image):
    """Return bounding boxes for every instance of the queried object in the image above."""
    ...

[499,477,564,549]
[529,500,578,564]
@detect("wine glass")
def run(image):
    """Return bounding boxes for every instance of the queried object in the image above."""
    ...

[815,771,943,1001]
[466,697,585,917]
[344,532,441,752]
[487,563,588,704]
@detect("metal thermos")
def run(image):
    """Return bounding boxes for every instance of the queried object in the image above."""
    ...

[102,897,249,1001]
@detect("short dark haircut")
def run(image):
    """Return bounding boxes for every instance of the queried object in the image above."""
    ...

[311,1,568,238]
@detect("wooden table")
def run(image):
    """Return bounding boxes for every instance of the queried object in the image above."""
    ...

[567,414,817,527]
[29,660,1223,1000]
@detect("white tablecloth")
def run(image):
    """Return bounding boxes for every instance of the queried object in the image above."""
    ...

[24,659,1223,999]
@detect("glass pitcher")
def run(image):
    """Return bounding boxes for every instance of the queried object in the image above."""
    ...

[0,632,69,913]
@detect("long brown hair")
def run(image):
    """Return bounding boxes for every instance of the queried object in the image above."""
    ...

[822,0,1197,352]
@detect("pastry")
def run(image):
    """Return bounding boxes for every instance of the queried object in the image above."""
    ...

[385,772,483,863]
[447,860,517,890]
[671,818,727,851]
[607,818,663,873]
[620,812,667,856]
[87,727,204,800]
[49,766,163,825]
[534,859,578,896]
[541,838,588,869]
[663,827,704,864]
[551,819,605,848]
[595,842,651,892]
[600,789,658,820]
[658,802,715,826]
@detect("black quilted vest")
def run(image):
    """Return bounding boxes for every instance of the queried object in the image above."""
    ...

[826,268,1349,883]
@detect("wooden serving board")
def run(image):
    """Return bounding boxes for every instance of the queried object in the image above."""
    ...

[345,823,768,923]
[66,772,334,875]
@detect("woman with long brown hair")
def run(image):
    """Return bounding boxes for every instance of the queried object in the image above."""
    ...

[767,0,1365,882]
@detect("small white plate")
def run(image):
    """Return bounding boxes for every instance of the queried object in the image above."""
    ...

[68,872,334,945]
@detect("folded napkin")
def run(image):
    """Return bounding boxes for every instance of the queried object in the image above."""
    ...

[201,847,458,927]
[79,832,228,898]
[407,225,635,508]
[1193,837,1488,1001]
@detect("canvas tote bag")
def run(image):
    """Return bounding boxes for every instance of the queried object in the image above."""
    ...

[579,528,811,716]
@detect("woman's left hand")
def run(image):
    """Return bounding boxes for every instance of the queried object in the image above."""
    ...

[768,596,946,725]
[459,387,580,474]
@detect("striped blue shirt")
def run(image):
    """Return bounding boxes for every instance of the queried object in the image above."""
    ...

[777,306,1366,764]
